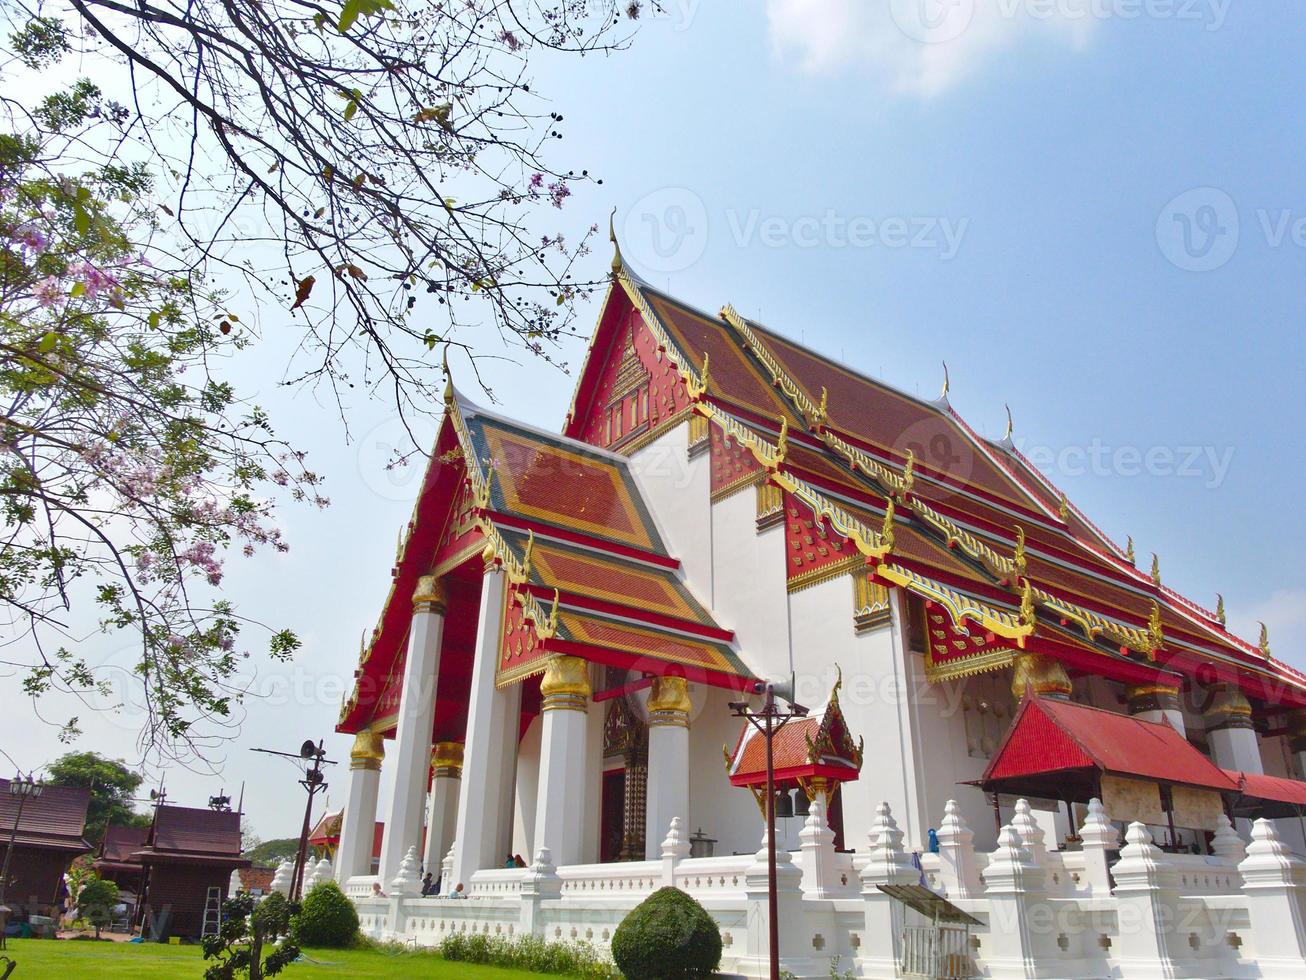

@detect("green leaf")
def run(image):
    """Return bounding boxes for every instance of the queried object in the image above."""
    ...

[148,311,162,329]
[338,0,394,33]
[70,282,85,298]
[38,331,58,353]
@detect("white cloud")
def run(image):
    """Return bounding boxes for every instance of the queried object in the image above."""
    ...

[766,0,1098,97]
[1227,589,1306,675]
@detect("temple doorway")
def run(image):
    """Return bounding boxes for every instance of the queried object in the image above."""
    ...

[600,769,625,863]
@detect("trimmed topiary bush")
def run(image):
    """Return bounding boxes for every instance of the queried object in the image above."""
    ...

[610,886,721,979]
[291,880,360,947]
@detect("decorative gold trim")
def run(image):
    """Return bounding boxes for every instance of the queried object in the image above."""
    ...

[710,468,766,504]
[614,269,704,392]
[852,575,892,634]
[924,645,1015,685]
[787,555,861,594]
[350,730,385,770]
[877,564,1032,644]
[720,304,824,429]
[756,482,784,530]
[687,413,710,457]
[615,406,693,457]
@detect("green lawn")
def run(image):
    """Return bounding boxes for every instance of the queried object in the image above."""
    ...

[0,938,547,978]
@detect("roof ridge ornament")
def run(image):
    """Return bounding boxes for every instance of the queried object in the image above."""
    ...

[1012,525,1027,579]
[1147,602,1164,659]
[1003,403,1014,441]
[1019,577,1036,630]
[940,361,950,399]
[1125,535,1136,565]
[686,350,710,400]
[880,496,896,552]
[1058,492,1070,521]
[1216,593,1226,626]
[608,206,623,275]
[1150,553,1162,586]
[900,449,915,499]
[442,345,454,409]
[1259,622,1271,656]
[774,415,789,469]
[810,385,829,431]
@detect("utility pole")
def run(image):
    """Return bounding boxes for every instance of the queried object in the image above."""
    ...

[253,740,334,902]
[1,772,44,949]
[730,679,808,980]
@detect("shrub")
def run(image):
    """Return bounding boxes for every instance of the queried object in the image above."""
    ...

[76,876,120,939]
[611,886,721,980]
[292,880,360,947]
[438,932,617,978]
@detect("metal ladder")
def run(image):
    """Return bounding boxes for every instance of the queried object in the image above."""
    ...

[200,886,223,938]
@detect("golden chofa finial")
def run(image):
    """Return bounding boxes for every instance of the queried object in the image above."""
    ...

[521,530,536,580]
[1012,524,1027,579]
[1150,553,1162,586]
[442,345,454,409]
[1057,492,1070,521]
[1215,593,1226,626]
[811,386,829,430]
[608,206,623,275]
[901,449,915,497]
[1003,404,1014,441]
[1148,601,1164,655]
[774,415,789,467]
[880,496,896,551]
[940,361,950,399]
[1125,535,1136,565]
[1259,622,1271,656]
[1019,577,1036,629]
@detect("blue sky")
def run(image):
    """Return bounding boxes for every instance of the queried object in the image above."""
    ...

[8,1,1305,838]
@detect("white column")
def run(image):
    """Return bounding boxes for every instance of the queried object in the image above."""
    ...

[1125,682,1186,736]
[644,676,691,860]
[981,822,1049,978]
[533,655,591,868]
[451,567,521,888]
[378,575,448,883]
[336,730,383,881]
[1078,797,1120,898]
[797,790,840,899]
[421,741,462,881]
[1288,710,1306,779]
[1206,683,1263,774]
[859,802,920,980]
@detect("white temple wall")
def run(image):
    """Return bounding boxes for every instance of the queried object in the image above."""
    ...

[627,421,714,606]
[512,713,542,863]
[688,684,770,856]
[709,486,792,684]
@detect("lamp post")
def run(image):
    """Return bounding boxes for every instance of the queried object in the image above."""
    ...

[1,773,44,949]
[730,679,807,980]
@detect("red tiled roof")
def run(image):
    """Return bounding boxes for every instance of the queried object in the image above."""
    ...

[983,696,1237,794]
[308,810,342,846]
[0,779,90,851]
[1224,770,1306,815]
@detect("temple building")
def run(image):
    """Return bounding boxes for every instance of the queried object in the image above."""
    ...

[332,238,1306,976]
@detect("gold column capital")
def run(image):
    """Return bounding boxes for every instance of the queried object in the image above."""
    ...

[648,675,692,727]
[349,730,385,771]
[413,574,448,613]
[540,655,591,712]
[1010,650,1072,702]
[1208,683,1254,731]
[431,740,464,779]
[1125,682,1182,716]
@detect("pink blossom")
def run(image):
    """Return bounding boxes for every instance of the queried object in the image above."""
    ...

[33,277,61,307]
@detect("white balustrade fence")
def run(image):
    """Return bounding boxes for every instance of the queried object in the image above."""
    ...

[343,802,1306,979]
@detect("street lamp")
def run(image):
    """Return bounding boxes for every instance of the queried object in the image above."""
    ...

[1,774,44,949]
[730,679,808,980]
